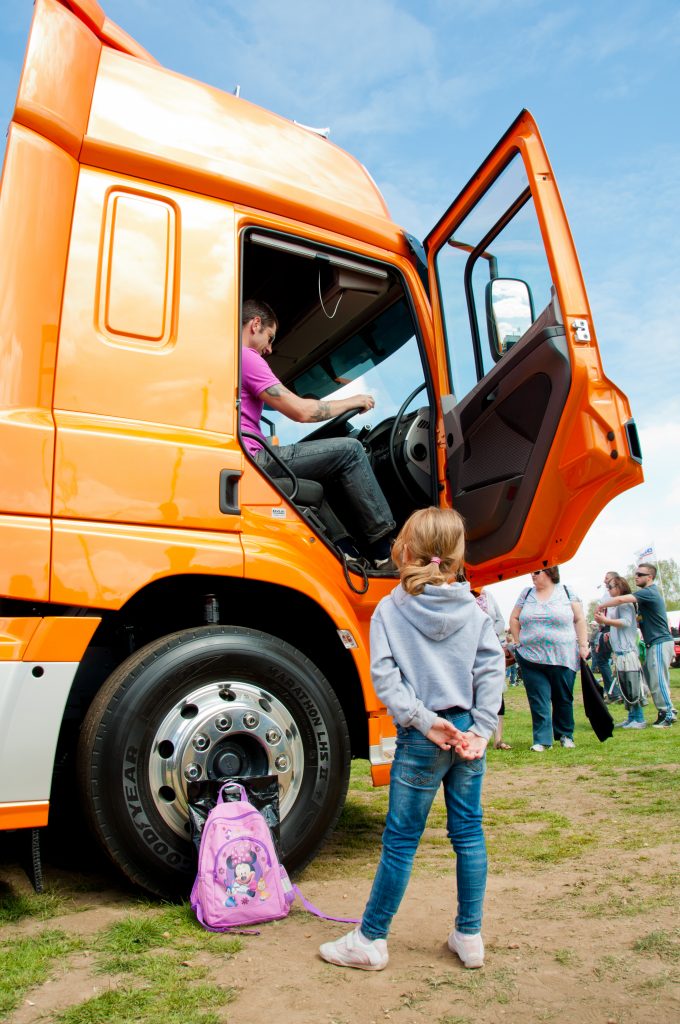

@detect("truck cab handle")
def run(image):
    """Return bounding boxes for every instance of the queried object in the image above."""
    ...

[219,470,242,515]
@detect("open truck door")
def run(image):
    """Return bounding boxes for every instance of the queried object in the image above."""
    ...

[425,110,643,581]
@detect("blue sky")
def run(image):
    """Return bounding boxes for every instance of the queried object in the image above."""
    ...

[1,0,678,617]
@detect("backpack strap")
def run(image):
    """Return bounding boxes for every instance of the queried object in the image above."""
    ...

[292,884,361,925]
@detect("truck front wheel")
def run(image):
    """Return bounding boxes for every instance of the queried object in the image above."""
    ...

[77,626,351,897]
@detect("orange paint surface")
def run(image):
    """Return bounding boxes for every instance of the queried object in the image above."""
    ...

[0,802,50,829]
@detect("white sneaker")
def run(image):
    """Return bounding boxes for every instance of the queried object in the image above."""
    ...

[448,929,484,968]
[623,720,647,729]
[560,737,575,748]
[319,927,388,971]
[530,743,550,752]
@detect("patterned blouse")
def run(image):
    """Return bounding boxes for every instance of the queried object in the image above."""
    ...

[515,583,581,671]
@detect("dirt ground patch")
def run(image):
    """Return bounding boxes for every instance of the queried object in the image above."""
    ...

[2,761,679,1024]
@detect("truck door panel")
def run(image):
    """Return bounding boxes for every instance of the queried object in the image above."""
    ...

[53,168,244,536]
[426,111,642,578]
[442,318,570,563]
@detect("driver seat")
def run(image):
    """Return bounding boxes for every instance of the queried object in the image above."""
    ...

[277,477,326,528]
[242,430,333,539]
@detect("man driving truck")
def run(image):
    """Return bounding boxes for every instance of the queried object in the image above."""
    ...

[240,299,396,570]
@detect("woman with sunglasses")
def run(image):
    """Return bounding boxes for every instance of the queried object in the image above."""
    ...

[508,567,588,751]
[594,575,645,728]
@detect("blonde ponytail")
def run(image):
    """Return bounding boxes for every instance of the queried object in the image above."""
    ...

[393,508,466,596]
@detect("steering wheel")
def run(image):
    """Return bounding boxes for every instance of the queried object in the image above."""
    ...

[388,382,428,497]
[303,406,365,443]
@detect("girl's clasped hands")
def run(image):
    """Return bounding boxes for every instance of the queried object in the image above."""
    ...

[426,717,488,760]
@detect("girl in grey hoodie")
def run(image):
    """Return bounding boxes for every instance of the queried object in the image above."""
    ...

[319,507,504,973]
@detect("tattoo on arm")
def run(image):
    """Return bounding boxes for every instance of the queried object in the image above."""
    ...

[310,400,332,422]
[262,384,331,422]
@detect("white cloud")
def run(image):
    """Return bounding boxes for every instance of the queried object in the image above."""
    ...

[489,416,680,623]
[558,148,680,422]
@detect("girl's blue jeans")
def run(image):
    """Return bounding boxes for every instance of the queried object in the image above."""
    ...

[361,710,487,940]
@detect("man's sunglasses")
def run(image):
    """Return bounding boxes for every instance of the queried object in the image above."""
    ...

[635,572,651,578]
[531,570,545,576]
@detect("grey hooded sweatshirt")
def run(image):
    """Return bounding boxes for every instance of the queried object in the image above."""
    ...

[370,581,504,740]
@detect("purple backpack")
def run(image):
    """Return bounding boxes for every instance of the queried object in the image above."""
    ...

[190,782,357,933]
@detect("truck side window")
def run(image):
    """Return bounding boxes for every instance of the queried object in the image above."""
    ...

[434,153,554,398]
[241,231,436,521]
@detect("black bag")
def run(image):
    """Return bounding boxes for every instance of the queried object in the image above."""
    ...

[580,657,614,741]
[596,627,612,659]
[187,775,282,858]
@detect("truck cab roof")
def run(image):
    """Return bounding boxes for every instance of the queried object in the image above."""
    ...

[85,46,404,250]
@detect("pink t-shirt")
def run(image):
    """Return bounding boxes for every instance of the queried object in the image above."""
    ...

[241,346,281,455]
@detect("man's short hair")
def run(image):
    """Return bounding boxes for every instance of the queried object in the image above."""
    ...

[242,299,278,330]
[638,562,657,579]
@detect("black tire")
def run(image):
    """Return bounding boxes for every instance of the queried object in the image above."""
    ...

[77,626,351,897]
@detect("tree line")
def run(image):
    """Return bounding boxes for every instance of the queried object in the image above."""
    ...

[585,557,680,626]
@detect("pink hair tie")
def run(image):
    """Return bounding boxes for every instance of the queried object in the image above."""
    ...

[430,556,441,565]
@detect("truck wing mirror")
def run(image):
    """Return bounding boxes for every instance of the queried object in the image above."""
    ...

[485,277,535,356]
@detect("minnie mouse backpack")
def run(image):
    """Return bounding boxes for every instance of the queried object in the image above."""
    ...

[190,782,357,933]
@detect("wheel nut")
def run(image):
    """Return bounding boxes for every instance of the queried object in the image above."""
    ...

[215,715,232,732]
[184,762,202,781]
[266,729,281,744]
[275,755,289,771]
[192,734,210,751]
[243,712,259,729]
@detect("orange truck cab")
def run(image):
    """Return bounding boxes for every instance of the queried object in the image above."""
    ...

[0,0,643,895]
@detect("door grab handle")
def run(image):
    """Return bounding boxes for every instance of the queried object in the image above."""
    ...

[219,470,242,515]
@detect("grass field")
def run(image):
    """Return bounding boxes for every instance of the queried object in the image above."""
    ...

[303,667,680,879]
[0,669,678,1024]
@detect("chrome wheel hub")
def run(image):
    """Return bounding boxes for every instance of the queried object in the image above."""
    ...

[148,680,303,838]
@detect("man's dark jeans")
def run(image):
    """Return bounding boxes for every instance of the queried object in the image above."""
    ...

[592,650,621,699]
[255,436,395,545]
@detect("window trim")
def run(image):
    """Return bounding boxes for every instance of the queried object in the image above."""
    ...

[462,185,532,381]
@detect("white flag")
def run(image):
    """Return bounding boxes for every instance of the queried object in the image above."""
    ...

[634,543,655,564]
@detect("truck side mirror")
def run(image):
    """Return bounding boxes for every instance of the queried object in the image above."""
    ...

[485,278,535,356]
